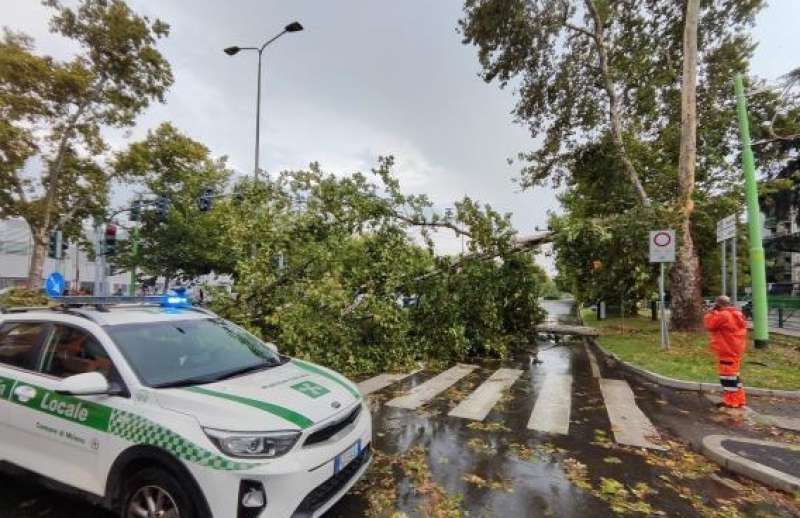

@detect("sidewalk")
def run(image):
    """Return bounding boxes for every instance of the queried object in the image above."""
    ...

[599,351,800,492]
[601,351,800,493]
[582,314,800,494]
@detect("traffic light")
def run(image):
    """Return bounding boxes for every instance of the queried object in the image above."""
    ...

[47,230,61,259]
[156,196,170,222]
[197,188,214,212]
[61,238,69,258]
[130,199,142,222]
[105,224,117,256]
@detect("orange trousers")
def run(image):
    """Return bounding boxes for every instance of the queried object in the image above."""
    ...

[717,355,746,407]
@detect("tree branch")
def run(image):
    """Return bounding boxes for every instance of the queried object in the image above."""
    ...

[40,77,108,234]
[584,0,651,207]
[56,202,83,227]
[391,211,473,238]
[564,23,595,39]
[341,194,475,238]
[752,134,800,147]
[9,169,28,205]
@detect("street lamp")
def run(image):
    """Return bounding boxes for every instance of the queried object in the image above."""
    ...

[224,21,304,180]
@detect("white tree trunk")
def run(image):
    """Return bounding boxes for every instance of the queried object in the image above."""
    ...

[27,227,47,288]
[670,0,704,330]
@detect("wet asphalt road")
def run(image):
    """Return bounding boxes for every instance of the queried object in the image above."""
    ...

[0,300,796,517]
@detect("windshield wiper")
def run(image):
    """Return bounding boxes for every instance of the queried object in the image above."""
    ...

[153,375,219,389]
[153,361,280,389]
[213,361,280,381]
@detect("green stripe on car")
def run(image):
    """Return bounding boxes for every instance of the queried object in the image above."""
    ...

[291,359,361,399]
[186,386,314,429]
[10,380,113,432]
[2,376,255,471]
[0,375,16,400]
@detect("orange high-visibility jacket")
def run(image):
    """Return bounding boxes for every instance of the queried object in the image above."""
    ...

[703,306,747,358]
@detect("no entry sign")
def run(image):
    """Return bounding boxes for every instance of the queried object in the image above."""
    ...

[649,230,675,263]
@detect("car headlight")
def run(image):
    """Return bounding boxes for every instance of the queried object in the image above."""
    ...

[204,428,301,458]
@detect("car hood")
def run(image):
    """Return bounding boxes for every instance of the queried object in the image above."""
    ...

[154,359,362,432]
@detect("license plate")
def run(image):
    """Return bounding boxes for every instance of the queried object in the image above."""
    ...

[334,440,361,473]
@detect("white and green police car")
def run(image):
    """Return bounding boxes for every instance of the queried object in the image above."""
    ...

[0,295,371,518]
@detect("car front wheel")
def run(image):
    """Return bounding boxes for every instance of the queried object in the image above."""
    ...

[121,467,195,518]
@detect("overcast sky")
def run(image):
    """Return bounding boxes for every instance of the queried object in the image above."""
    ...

[5,0,799,267]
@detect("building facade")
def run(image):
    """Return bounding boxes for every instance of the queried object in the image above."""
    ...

[0,218,131,293]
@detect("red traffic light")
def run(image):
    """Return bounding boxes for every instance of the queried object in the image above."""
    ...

[105,224,117,237]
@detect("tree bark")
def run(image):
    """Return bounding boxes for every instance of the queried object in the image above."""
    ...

[669,0,704,330]
[27,227,47,289]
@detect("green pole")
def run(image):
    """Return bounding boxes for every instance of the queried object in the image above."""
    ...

[734,74,769,348]
[128,226,139,296]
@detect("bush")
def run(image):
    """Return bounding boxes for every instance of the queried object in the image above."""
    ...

[0,288,50,308]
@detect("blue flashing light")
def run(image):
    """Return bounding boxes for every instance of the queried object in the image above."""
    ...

[161,290,191,308]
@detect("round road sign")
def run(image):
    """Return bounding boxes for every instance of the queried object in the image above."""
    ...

[653,231,672,247]
[45,272,65,297]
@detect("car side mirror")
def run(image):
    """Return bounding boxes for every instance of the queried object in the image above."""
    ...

[56,372,120,396]
[264,342,278,354]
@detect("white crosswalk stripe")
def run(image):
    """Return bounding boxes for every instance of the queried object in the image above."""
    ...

[449,368,523,421]
[386,364,477,409]
[599,378,665,450]
[527,373,573,435]
[357,371,418,396]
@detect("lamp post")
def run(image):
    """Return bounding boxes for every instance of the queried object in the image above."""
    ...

[224,21,304,180]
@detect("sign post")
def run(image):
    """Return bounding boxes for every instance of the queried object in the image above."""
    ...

[731,237,738,305]
[716,214,737,303]
[720,240,727,296]
[93,220,106,296]
[649,230,675,349]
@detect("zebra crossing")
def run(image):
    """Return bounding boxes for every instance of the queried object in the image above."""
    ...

[357,371,418,395]
[527,373,573,435]
[360,346,664,450]
[449,368,523,421]
[386,364,477,409]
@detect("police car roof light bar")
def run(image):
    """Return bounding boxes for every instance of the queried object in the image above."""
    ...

[51,295,165,305]
[48,295,191,309]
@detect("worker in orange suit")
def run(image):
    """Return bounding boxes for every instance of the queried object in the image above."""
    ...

[703,295,748,408]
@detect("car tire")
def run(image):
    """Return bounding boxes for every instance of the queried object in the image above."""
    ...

[121,466,196,518]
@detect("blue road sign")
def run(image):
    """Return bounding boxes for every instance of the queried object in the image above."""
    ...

[45,272,65,297]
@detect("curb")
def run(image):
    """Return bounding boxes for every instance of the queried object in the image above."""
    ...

[701,435,800,493]
[587,338,800,400]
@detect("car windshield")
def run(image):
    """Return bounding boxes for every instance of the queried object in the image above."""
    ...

[106,318,284,388]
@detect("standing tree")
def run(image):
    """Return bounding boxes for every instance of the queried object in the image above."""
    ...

[460,0,765,329]
[672,0,702,327]
[0,0,173,287]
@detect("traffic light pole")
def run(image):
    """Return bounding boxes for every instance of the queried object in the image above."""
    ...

[128,226,139,296]
[735,74,769,348]
[93,221,106,296]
